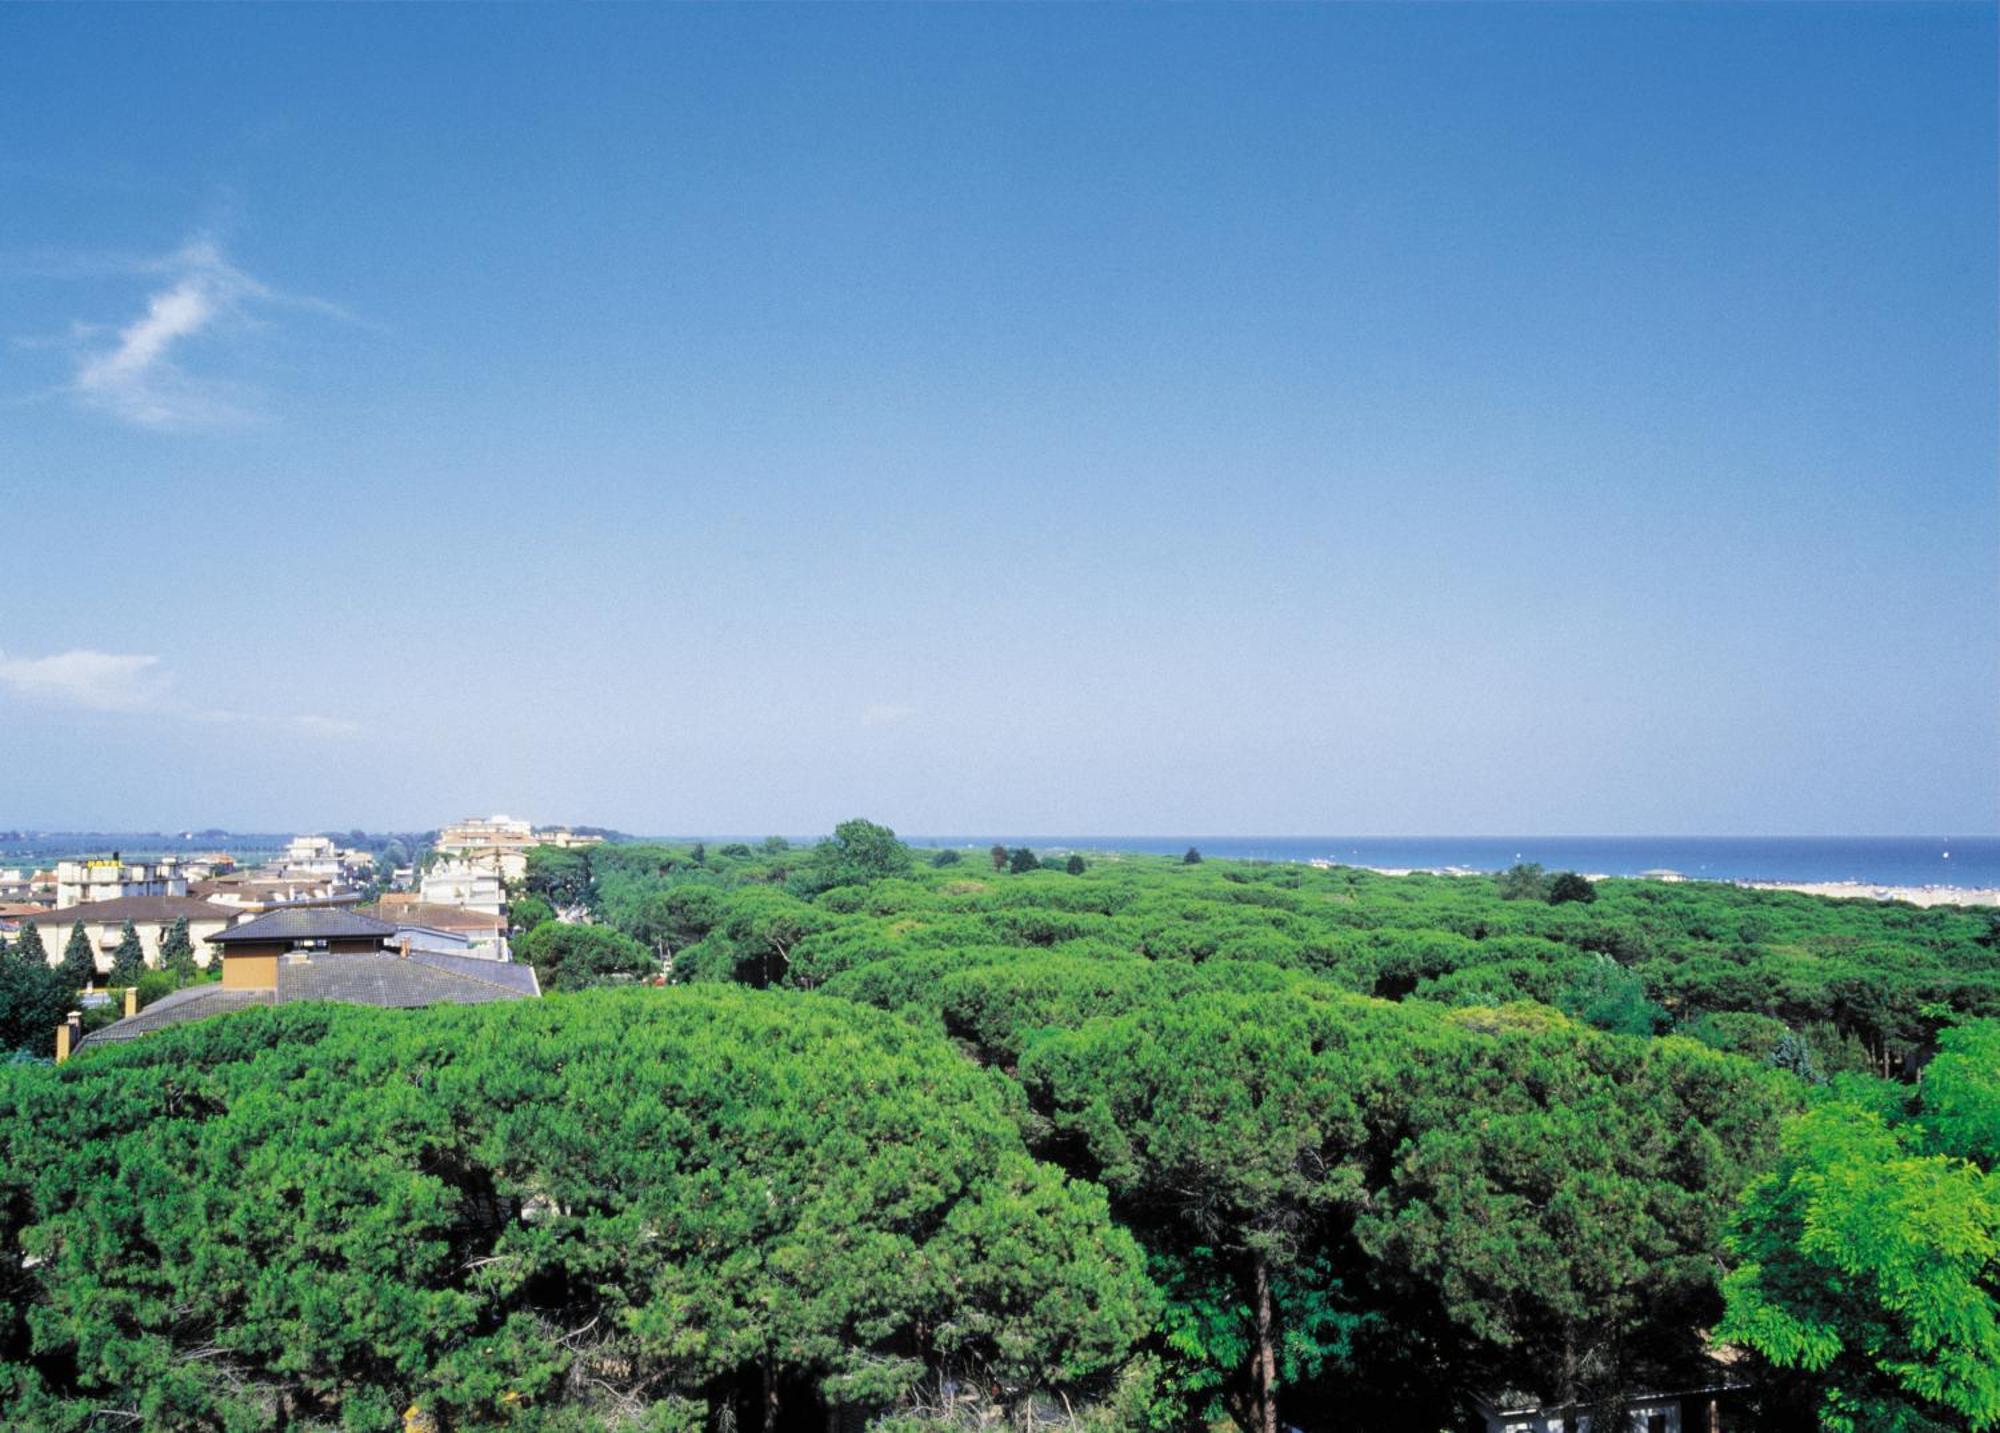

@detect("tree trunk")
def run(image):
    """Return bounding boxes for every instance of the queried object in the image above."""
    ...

[1254,1252,1278,1433]
[762,1357,779,1433]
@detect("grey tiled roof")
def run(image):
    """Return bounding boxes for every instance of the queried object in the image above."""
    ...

[276,950,540,1006]
[20,896,239,926]
[73,950,538,1051]
[403,949,540,994]
[209,908,400,944]
[359,901,507,932]
[76,985,275,1046]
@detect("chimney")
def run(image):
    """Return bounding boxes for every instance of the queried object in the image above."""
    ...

[56,1010,81,1063]
[399,935,411,959]
[123,986,138,1018]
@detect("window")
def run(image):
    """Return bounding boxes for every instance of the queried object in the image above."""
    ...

[1646,1417,1668,1433]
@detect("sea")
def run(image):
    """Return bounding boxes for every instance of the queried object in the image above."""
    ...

[7,832,1998,893]
[907,836,2000,890]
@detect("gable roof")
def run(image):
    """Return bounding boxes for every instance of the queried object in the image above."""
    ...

[76,984,276,1044]
[279,949,541,1005]
[208,908,400,945]
[75,949,540,1049]
[19,896,239,927]
[360,900,508,933]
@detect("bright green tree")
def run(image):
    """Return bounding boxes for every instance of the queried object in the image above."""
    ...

[0,935,71,1055]
[802,818,913,892]
[1720,1027,2000,1432]
[514,922,656,991]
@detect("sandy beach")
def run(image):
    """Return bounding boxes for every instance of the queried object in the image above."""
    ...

[1736,880,2000,910]
[1335,863,2000,910]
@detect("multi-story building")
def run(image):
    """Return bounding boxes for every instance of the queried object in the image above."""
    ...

[419,859,506,916]
[435,815,603,882]
[55,856,189,910]
[193,873,364,913]
[281,835,343,879]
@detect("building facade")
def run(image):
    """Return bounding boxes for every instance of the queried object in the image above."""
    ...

[419,859,506,916]
[14,895,241,974]
[55,856,189,910]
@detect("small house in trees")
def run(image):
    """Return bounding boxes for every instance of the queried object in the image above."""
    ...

[1467,1379,1750,1433]
[62,907,539,1058]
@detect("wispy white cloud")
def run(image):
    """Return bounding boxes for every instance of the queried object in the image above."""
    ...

[861,703,918,729]
[294,713,363,738]
[31,235,343,430]
[0,647,363,737]
[0,649,168,713]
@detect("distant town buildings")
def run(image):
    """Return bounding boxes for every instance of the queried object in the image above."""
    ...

[8,814,599,992]
[194,873,364,913]
[436,814,600,882]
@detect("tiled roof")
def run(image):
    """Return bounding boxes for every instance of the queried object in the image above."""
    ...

[73,950,539,1050]
[404,949,539,994]
[75,984,276,1046]
[359,901,507,932]
[209,908,400,944]
[278,950,540,1005]
[19,896,240,926]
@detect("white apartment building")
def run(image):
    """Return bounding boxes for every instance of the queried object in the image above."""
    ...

[435,814,602,882]
[55,857,189,911]
[281,835,343,878]
[419,858,507,916]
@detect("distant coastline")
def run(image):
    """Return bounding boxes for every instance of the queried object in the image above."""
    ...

[8,832,1999,906]
[1333,863,2000,910]
[909,835,2000,894]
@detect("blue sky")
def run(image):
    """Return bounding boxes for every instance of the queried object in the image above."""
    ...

[1,4,1993,836]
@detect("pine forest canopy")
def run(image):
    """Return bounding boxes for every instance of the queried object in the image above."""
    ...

[2,820,1997,1432]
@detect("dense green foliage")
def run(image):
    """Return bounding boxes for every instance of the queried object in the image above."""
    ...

[0,991,1152,1432]
[524,832,2000,1428]
[513,921,656,991]
[1719,1021,2000,1432]
[4,829,1994,1430]
[0,937,70,1057]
